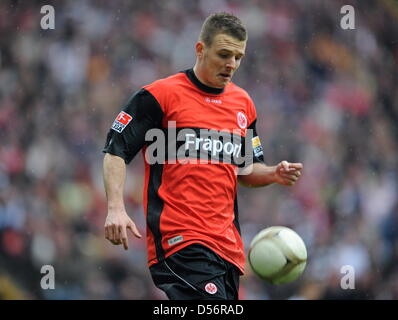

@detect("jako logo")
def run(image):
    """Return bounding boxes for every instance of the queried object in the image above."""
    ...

[205,97,222,104]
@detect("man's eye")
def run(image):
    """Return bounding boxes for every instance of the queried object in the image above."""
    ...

[219,53,229,58]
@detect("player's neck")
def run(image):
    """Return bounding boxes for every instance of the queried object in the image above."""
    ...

[193,64,224,90]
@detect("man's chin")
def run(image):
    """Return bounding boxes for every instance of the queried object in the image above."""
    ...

[213,77,230,88]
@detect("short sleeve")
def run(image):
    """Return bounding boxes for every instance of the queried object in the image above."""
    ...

[103,88,164,164]
[245,95,263,163]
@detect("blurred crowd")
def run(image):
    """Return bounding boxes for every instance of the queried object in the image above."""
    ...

[1,0,398,299]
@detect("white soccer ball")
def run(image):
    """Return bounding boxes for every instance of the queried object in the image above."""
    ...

[248,226,307,285]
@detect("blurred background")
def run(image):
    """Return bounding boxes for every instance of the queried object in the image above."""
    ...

[1,0,398,300]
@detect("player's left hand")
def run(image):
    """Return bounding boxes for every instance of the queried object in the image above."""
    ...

[274,161,303,186]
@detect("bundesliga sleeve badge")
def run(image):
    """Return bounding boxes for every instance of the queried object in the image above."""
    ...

[111,111,133,133]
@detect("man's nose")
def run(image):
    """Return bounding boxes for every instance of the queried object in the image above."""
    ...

[225,57,237,70]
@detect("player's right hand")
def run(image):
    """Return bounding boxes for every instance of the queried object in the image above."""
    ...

[104,210,142,250]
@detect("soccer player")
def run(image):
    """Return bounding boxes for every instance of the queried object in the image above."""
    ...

[103,12,303,300]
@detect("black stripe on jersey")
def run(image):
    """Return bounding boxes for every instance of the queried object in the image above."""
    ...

[146,163,165,262]
[233,196,241,235]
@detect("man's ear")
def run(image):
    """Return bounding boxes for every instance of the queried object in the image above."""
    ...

[195,41,205,58]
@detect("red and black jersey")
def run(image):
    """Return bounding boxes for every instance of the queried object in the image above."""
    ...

[103,69,264,274]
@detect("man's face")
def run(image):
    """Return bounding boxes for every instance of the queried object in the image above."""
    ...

[195,33,246,88]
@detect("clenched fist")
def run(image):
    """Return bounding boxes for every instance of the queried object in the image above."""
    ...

[274,161,303,186]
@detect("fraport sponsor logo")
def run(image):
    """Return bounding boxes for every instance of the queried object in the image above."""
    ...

[144,122,255,169]
[185,133,242,158]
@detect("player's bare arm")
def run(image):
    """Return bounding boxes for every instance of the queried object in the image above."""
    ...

[103,153,142,250]
[238,161,303,188]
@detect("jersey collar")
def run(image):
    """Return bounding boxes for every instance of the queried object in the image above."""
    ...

[184,68,224,95]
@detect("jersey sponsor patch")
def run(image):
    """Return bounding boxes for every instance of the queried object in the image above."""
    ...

[252,136,263,157]
[111,111,133,133]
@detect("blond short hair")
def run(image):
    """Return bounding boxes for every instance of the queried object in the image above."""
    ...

[199,12,247,47]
